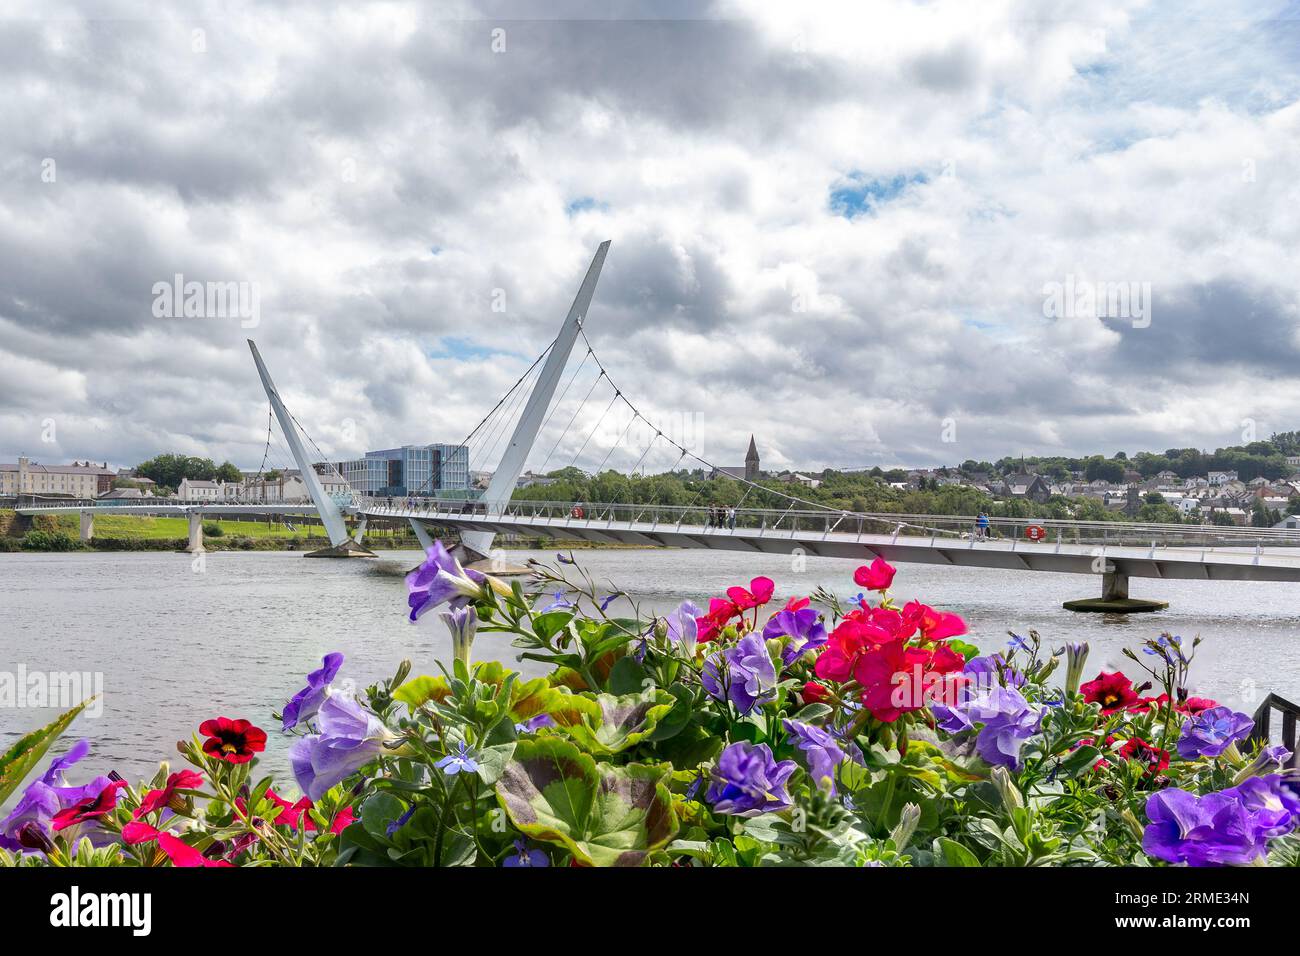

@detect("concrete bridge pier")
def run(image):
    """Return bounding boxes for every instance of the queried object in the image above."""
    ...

[1063,569,1168,613]
[352,517,368,546]
[78,512,94,543]
[183,512,205,554]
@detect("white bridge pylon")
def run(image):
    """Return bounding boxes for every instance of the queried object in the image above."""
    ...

[247,339,355,552]
[241,241,612,559]
[457,240,611,560]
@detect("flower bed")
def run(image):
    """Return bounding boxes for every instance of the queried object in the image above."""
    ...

[2,545,1297,867]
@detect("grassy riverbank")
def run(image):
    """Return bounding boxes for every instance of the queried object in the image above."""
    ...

[0,509,655,553]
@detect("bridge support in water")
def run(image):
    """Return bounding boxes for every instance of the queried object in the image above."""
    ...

[78,512,94,543]
[1063,570,1168,613]
[184,513,204,554]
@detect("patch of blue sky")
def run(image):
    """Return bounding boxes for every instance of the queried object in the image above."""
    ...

[426,337,526,362]
[1063,0,1300,117]
[829,171,928,219]
[566,196,609,216]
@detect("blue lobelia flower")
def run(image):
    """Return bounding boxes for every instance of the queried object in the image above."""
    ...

[1176,706,1255,760]
[540,591,574,614]
[282,652,345,731]
[702,633,777,716]
[763,607,827,666]
[503,839,549,867]
[406,541,487,622]
[386,805,416,837]
[782,719,861,794]
[290,694,399,802]
[514,713,556,734]
[705,742,797,817]
[435,741,479,776]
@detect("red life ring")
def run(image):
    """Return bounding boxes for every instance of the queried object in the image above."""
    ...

[571,506,584,519]
[1025,525,1046,541]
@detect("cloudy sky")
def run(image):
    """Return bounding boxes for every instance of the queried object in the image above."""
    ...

[3,0,1300,477]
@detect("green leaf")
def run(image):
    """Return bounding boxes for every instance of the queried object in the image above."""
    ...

[0,697,95,807]
[360,792,407,842]
[495,737,678,866]
[474,742,517,786]
[392,675,450,711]
[559,687,676,755]
[607,656,649,695]
[938,837,982,867]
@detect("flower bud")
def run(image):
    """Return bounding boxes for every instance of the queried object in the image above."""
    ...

[991,766,1023,813]
[889,802,921,850]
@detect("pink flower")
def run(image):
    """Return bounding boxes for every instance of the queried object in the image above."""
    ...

[853,558,897,592]
[157,832,235,868]
[121,821,164,845]
[136,770,204,817]
[726,576,775,612]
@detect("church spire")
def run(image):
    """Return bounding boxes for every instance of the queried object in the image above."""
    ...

[745,435,759,481]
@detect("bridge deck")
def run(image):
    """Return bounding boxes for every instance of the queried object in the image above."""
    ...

[365,504,1300,583]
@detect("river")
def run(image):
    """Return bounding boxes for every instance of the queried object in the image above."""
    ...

[3,548,1300,792]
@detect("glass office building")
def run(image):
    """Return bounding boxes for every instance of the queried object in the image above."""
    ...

[336,444,471,498]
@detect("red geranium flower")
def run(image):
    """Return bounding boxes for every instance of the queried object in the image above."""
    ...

[1080,671,1139,713]
[199,717,267,764]
[157,832,235,868]
[854,641,966,722]
[695,597,740,643]
[51,780,127,831]
[136,769,205,817]
[853,558,897,592]
[726,576,775,612]
[900,601,967,641]
[802,681,831,704]
[783,596,811,612]
[1177,697,1218,714]
[1119,737,1170,775]
[1126,694,1169,714]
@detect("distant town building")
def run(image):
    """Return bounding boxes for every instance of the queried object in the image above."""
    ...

[177,478,223,500]
[1003,473,1051,504]
[1208,470,1238,486]
[1,457,116,498]
[335,444,470,498]
[711,436,761,481]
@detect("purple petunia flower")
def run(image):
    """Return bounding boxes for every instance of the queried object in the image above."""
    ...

[503,839,549,867]
[705,742,797,817]
[763,608,827,666]
[406,541,487,622]
[962,654,1026,693]
[282,652,345,731]
[440,605,478,666]
[932,685,1043,769]
[665,601,700,653]
[0,740,117,853]
[782,719,860,794]
[1176,706,1255,760]
[290,695,398,802]
[702,633,776,716]
[1143,776,1300,866]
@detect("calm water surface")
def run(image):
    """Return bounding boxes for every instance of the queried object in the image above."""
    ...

[4,548,1300,794]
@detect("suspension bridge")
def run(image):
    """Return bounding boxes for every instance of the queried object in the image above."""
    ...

[17,240,1300,611]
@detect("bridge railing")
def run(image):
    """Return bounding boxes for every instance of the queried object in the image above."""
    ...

[13,497,327,510]
[358,497,1300,550]
[1251,694,1300,770]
